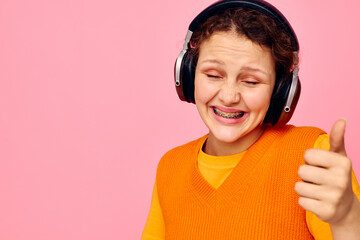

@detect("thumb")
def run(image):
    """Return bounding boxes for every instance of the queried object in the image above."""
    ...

[329,118,347,156]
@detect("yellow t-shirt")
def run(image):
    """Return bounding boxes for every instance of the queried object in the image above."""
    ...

[142,134,360,240]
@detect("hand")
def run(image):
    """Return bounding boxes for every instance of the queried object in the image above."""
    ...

[295,118,355,224]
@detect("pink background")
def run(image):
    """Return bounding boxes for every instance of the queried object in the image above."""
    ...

[1,0,359,239]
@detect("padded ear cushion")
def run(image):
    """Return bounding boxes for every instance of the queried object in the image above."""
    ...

[263,73,293,125]
[174,56,187,102]
[276,77,301,126]
[179,52,196,103]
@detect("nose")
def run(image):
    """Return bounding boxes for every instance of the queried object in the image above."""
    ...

[218,80,241,105]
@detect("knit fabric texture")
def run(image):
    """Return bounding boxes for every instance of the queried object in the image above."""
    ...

[156,125,325,239]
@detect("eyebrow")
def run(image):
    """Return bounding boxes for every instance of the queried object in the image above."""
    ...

[240,66,268,75]
[198,59,225,65]
[198,59,268,75]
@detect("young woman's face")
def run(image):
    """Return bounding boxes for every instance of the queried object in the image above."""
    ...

[194,31,276,154]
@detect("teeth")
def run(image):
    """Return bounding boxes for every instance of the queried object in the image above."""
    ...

[213,107,244,119]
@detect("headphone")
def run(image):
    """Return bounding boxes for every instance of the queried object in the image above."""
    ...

[174,0,301,126]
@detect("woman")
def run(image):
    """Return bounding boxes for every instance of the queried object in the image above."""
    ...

[142,0,360,239]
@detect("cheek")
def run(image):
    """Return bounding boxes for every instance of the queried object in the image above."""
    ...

[194,77,217,104]
[243,89,272,111]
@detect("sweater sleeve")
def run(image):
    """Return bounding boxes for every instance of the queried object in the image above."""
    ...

[141,181,165,240]
[306,134,360,240]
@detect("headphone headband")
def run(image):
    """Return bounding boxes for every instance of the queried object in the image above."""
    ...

[189,0,299,51]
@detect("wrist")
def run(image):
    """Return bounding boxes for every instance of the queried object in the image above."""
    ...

[330,194,360,239]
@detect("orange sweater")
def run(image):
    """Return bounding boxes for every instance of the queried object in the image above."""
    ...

[156,125,324,239]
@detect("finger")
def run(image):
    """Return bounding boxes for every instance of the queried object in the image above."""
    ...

[330,118,347,156]
[304,148,349,168]
[295,181,324,200]
[298,164,332,185]
[298,197,332,221]
[298,197,323,213]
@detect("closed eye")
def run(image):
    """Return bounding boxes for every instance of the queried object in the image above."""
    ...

[206,74,221,79]
[244,81,259,85]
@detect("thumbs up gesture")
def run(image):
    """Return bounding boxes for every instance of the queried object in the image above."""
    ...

[295,119,356,224]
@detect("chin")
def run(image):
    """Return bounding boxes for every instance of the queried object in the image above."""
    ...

[208,119,266,145]
[210,127,249,144]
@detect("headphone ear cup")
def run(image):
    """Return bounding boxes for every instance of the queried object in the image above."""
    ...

[276,76,301,126]
[175,52,196,103]
[264,72,300,126]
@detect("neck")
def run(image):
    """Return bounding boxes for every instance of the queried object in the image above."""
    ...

[204,125,268,156]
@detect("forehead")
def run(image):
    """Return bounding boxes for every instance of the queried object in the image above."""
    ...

[199,31,269,54]
[197,31,275,72]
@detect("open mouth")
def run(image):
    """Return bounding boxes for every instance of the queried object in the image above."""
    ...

[212,107,245,119]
